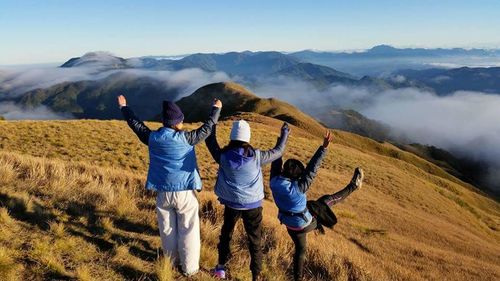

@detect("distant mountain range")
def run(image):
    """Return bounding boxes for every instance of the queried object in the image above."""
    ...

[291,45,500,76]
[61,51,300,76]
[292,45,500,59]
[58,51,425,91]
[395,67,500,95]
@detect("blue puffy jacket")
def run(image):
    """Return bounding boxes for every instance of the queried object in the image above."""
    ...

[270,177,313,228]
[206,124,289,209]
[121,105,220,192]
[146,128,201,191]
[270,146,326,228]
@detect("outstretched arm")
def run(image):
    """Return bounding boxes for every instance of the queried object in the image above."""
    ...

[118,95,151,145]
[259,122,290,165]
[297,130,333,192]
[205,124,222,163]
[270,138,283,179]
[184,99,222,145]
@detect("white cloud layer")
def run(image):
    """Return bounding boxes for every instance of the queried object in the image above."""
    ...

[251,78,500,191]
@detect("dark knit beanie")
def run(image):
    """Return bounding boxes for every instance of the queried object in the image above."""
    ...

[162,101,184,126]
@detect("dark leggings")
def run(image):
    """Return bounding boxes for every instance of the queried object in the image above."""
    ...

[287,219,317,281]
[318,182,358,207]
[287,183,358,280]
[217,206,263,279]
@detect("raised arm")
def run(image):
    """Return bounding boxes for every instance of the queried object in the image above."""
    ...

[259,122,290,165]
[270,138,283,179]
[297,130,333,192]
[183,99,222,145]
[118,95,151,145]
[205,124,222,163]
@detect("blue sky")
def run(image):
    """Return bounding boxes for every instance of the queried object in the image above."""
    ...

[1,0,500,64]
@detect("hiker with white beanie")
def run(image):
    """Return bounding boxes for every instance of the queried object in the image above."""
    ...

[205,120,290,281]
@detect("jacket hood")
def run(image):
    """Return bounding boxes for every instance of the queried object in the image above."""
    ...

[224,147,255,169]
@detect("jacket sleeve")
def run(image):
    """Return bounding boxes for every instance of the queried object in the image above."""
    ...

[205,124,221,163]
[270,137,283,179]
[121,106,151,145]
[184,106,221,145]
[297,146,327,193]
[259,129,290,165]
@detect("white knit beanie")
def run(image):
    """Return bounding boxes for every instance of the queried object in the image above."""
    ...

[230,120,251,143]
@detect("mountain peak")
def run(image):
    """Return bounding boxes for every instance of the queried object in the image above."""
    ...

[60,51,126,68]
[176,81,325,137]
[369,44,398,53]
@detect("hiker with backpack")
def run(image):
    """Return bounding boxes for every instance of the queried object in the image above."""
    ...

[269,131,364,281]
[205,120,291,281]
[117,95,222,276]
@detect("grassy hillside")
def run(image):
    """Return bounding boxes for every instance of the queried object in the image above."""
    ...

[0,117,499,280]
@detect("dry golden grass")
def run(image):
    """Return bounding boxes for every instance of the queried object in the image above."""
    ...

[0,116,499,280]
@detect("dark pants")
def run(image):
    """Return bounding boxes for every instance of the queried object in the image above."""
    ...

[318,182,358,207]
[217,206,263,278]
[287,183,358,281]
[287,219,317,281]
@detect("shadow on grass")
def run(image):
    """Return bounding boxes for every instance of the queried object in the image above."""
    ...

[115,264,155,281]
[0,191,158,280]
[348,238,371,253]
[113,217,157,236]
[0,192,55,230]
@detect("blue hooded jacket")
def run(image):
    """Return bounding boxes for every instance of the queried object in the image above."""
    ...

[206,124,289,209]
[270,146,326,228]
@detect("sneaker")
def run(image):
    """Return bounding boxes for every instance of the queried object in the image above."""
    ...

[213,265,226,279]
[351,167,364,189]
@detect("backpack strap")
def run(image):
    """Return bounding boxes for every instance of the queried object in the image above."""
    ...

[278,208,309,221]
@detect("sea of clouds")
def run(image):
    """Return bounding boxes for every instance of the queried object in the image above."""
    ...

[1,63,499,192]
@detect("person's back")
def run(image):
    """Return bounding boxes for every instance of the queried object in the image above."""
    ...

[269,131,364,281]
[206,120,290,281]
[270,176,310,227]
[216,144,264,207]
[118,95,222,276]
[147,127,200,191]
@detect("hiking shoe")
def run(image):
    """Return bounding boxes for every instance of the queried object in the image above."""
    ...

[351,167,364,189]
[213,265,226,279]
[183,269,199,277]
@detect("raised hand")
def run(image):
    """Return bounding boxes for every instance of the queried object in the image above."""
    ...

[323,130,334,148]
[213,98,222,108]
[117,95,127,108]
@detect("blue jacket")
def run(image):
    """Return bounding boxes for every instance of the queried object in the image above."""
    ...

[206,124,289,209]
[121,105,220,192]
[270,146,326,228]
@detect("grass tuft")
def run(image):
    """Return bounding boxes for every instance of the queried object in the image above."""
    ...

[155,256,175,281]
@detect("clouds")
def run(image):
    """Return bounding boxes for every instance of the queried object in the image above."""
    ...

[0,65,230,100]
[251,77,500,191]
[0,102,71,120]
[364,89,500,191]
[0,64,229,120]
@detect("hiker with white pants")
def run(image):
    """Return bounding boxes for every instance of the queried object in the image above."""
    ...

[118,95,222,276]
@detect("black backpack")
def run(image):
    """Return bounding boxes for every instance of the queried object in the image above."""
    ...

[307,199,338,234]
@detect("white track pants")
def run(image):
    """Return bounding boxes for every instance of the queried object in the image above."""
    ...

[156,190,200,275]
